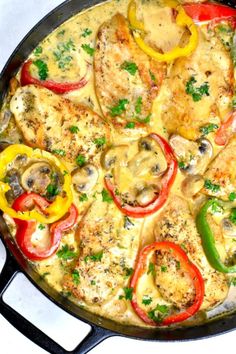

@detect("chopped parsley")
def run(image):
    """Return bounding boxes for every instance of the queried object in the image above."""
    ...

[120,61,138,76]
[93,136,106,147]
[210,200,224,214]
[81,44,95,56]
[204,179,221,193]
[101,188,113,203]
[52,149,66,157]
[124,267,134,278]
[229,277,236,286]
[91,280,96,285]
[135,96,142,114]
[124,216,134,230]
[229,192,236,201]
[57,245,77,260]
[69,125,80,133]
[199,123,219,136]
[34,46,43,56]
[136,114,151,124]
[176,261,181,270]
[72,269,80,285]
[229,208,236,225]
[84,251,103,263]
[178,160,187,170]
[76,154,86,167]
[46,184,59,197]
[119,287,133,300]
[125,122,135,129]
[149,70,156,82]
[109,99,129,117]
[186,76,210,102]
[142,295,153,305]
[147,262,156,277]
[79,193,88,202]
[148,304,169,323]
[38,224,45,230]
[161,265,167,272]
[33,59,48,80]
[81,28,92,37]
[53,39,75,69]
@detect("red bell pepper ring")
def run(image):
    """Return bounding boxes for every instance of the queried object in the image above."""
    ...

[12,193,78,261]
[20,60,89,94]
[183,2,236,28]
[130,241,205,326]
[215,111,236,146]
[104,133,177,218]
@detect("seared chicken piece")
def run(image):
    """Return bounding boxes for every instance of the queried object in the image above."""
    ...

[63,200,142,305]
[95,13,166,127]
[154,196,228,310]
[162,29,233,140]
[10,85,110,164]
[203,137,236,200]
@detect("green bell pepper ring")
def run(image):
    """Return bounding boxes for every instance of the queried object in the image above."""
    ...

[196,199,236,273]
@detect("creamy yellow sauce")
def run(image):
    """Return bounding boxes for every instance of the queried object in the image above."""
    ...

[1,0,236,328]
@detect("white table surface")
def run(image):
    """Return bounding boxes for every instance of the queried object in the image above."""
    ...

[0,1,236,353]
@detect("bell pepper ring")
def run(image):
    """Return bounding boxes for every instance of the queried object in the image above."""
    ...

[183,2,236,29]
[0,144,73,223]
[20,59,90,94]
[196,199,236,273]
[130,241,205,326]
[13,193,78,261]
[215,112,236,146]
[104,133,177,218]
[128,0,198,62]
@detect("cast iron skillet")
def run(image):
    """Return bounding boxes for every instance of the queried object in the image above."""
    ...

[0,0,236,353]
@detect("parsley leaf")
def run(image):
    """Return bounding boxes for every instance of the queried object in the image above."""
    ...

[210,200,224,214]
[84,251,103,263]
[124,267,134,278]
[33,59,48,80]
[119,287,133,300]
[52,149,66,157]
[186,76,210,102]
[229,208,236,225]
[79,193,88,202]
[149,70,156,82]
[34,46,43,56]
[142,295,153,305]
[135,96,142,114]
[229,192,236,201]
[109,99,129,117]
[81,44,95,56]
[69,125,80,133]
[38,224,45,230]
[76,154,86,167]
[101,188,113,203]
[199,123,219,136]
[148,304,169,323]
[136,114,151,124]
[72,269,80,285]
[53,39,75,69]
[161,265,167,272]
[57,245,77,260]
[120,61,138,76]
[81,28,92,37]
[93,136,106,147]
[147,262,156,277]
[125,122,135,129]
[204,179,221,193]
[47,184,59,197]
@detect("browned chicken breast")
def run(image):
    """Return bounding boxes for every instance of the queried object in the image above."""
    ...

[63,200,142,305]
[154,195,228,310]
[10,85,110,164]
[162,29,233,140]
[203,137,236,200]
[94,13,166,128]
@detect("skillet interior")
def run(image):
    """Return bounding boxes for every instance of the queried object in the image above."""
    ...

[1,0,236,346]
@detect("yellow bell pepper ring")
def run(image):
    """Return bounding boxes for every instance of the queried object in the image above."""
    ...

[0,144,73,223]
[128,0,198,62]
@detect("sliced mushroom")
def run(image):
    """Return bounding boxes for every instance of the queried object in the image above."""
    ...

[221,218,236,238]
[0,110,12,134]
[101,145,128,170]
[21,162,53,194]
[136,185,159,206]
[72,164,98,192]
[5,169,24,203]
[181,175,204,198]
[169,134,213,175]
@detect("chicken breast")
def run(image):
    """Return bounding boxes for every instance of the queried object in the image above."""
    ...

[162,28,233,140]
[10,85,110,165]
[154,195,228,310]
[203,137,236,200]
[94,13,166,128]
[63,199,142,305]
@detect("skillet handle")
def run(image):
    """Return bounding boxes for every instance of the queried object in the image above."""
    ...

[0,250,113,354]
